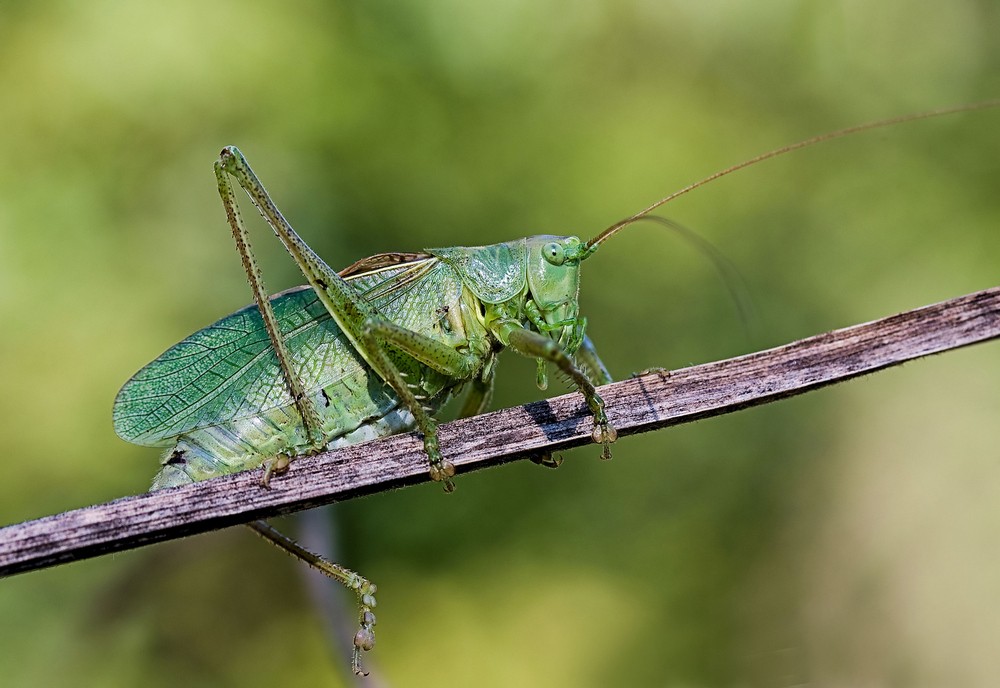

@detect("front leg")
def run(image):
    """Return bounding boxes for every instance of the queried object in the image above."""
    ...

[499,323,617,460]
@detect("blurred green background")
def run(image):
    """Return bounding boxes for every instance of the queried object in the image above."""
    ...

[1,1,999,686]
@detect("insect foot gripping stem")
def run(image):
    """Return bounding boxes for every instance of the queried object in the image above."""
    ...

[355,317,462,492]
[588,394,618,461]
[422,429,457,492]
[502,326,618,461]
[259,453,292,488]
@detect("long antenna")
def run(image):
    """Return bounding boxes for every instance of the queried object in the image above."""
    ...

[585,99,1000,250]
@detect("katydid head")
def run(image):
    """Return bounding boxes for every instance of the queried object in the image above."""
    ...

[524,235,589,352]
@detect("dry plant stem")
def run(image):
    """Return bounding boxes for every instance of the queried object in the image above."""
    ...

[2,286,1000,577]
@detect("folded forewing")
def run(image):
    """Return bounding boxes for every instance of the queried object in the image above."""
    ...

[114,256,461,445]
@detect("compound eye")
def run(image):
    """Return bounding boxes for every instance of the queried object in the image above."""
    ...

[543,241,565,266]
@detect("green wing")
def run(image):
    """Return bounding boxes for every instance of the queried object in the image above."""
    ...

[114,256,459,446]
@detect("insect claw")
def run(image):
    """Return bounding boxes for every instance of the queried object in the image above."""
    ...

[531,452,564,468]
[630,367,670,379]
[428,459,457,491]
[352,607,377,676]
[259,453,292,487]
[591,423,617,460]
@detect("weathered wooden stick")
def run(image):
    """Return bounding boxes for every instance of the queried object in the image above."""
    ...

[2,286,999,577]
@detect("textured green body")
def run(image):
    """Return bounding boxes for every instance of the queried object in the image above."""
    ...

[112,145,615,675]
[112,236,592,488]
[114,254,498,488]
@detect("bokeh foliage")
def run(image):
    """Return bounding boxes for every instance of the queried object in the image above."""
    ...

[1,1,998,686]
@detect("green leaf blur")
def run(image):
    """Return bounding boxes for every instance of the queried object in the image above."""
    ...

[1,1,998,686]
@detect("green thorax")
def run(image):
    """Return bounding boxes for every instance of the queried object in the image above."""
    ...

[429,235,587,355]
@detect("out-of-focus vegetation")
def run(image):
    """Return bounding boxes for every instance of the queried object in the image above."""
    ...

[1,2,998,686]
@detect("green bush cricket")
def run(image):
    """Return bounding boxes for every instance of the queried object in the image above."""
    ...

[114,146,619,674]
[112,101,998,674]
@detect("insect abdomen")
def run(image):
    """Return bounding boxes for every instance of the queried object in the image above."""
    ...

[151,403,419,489]
[151,368,440,489]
